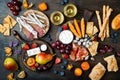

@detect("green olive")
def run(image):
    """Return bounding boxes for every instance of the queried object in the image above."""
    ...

[50,11,64,25]
[64,3,77,18]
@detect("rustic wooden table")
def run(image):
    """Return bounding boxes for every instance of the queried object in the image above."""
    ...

[0,0,120,80]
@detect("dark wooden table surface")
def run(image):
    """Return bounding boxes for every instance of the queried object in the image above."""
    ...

[0,0,120,80]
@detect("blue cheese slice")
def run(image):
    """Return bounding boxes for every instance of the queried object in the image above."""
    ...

[59,30,73,44]
[27,47,41,57]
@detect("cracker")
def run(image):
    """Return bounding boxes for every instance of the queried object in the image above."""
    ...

[104,55,118,72]
[86,22,94,36]
[3,15,16,29]
[3,23,10,36]
[0,24,6,33]
[93,26,98,35]
[88,41,99,56]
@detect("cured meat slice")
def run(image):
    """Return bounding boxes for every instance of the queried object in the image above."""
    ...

[22,28,34,40]
[76,46,89,61]
[69,43,78,61]
[32,25,45,37]
[70,43,89,61]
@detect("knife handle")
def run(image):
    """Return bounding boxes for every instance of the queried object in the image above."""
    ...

[13,30,26,42]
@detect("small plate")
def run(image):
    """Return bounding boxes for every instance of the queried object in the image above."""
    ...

[21,40,54,72]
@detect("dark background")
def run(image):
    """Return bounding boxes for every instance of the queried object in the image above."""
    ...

[0,0,120,80]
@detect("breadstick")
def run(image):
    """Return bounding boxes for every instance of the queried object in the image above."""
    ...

[95,11,102,32]
[101,5,106,41]
[99,8,113,37]
[106,5,110,37]
[103,5,106,22]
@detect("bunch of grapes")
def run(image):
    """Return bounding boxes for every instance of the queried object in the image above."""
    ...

[98,45,114,54]
[7,0,22,16]
[52,40,72,54]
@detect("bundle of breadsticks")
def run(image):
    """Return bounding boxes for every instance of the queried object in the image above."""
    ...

[96,5,113,41]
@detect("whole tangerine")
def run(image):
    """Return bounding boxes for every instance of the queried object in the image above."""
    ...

[38,2,48,11]
[74,68,82,76]
[81,61,90,71]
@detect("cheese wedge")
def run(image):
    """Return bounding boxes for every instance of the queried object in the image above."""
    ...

[89,63,106,80]
[104,55,118,72]
[3,23,10,36]
[86,22,94,37]
[88,41,99,56]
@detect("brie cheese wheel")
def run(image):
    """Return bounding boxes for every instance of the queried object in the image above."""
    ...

[59,30,74,44]
[40,44,47,51]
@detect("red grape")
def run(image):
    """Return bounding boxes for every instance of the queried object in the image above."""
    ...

[103,45,109,50]
[99,48,106,54]
[17,1,22,7]
[56,40,61,46]
[12,11,19,16]
[10,6,16,11]
[43,66,47,70]
[107,47,114,52]
[52,42,57,48]
[37,66,43,70]
[11,0,18,5]
[65,49,70,54]
[7,2,13,7]
[15,5,21,11]
[60,44,65,48]
[60,49,65,53]
[67,44,72,49]
[56,46,60,50]
[117,52,120,57]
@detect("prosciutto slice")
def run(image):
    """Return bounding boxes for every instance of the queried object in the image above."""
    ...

[70,43,89,61]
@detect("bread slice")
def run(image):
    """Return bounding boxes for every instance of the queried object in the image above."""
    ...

[104,55,118,72]
[89,62,106,80]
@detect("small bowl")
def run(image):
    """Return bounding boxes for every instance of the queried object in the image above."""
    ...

[64,3,77,18]
[50,11,64,25]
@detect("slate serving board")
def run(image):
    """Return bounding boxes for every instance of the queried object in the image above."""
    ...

[0,0,120,80]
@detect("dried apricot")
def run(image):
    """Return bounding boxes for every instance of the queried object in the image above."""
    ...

[27,57,35,67]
